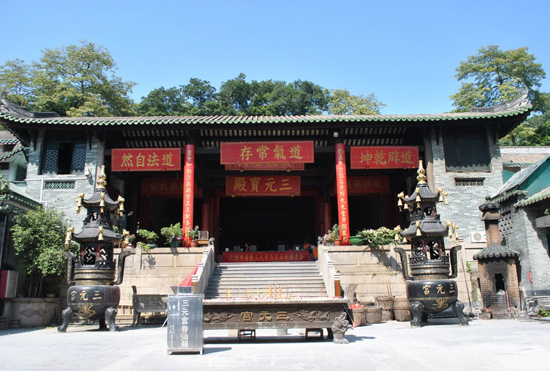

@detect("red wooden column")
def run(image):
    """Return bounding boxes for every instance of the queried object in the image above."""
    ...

[182,144,195,245]
[335,142,350,243]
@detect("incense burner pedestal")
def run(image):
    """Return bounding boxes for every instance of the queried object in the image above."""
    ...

[407,279,468,327]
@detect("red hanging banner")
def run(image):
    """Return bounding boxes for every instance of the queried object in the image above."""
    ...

[335,143,350,243]
[112,148,181,171]
[350,146,419,169]
[226,176,301,196]
[221,141,314,164]
[182,145,195,243]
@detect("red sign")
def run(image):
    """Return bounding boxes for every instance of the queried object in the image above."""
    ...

[350,146,419,169]
[347,176,390,195]
[335,143,350,242]
[142,178,183,196]
[226,176,300,196]
[221,141,314,164]
[182,145,195,242]
[225,162,305,171]
[222,251,310,262]
[112,148,181,171]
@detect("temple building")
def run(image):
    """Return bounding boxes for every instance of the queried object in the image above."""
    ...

[0,93,536,313]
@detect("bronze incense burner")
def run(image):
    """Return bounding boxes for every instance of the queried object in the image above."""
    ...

[58,166,130,332]
[394,161,469,327]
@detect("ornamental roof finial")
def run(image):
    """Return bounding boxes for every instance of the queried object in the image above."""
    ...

[97,165,107,190]
[416,160,427,184]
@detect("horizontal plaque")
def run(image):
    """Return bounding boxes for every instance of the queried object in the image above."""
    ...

[350,146,419,169]
[347,176,390,194]
[142,178,183,196]
[226,176,300,196]
[221,141,314,164]
[112,148,181,171]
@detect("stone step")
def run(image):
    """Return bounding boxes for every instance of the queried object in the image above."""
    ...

[205,261,327,299]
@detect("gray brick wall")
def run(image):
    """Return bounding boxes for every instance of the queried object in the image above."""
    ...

[24,136,101,229]
[430,128,504,243]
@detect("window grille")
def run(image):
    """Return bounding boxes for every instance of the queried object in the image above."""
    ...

[44,181,76,190]
[443,127,491,171]
[455,178,485,187]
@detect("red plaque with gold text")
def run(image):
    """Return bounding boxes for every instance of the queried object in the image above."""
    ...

[221,141,314,164]
[112,148,181,171]
[350,146,418,169]
[226,176,300,196]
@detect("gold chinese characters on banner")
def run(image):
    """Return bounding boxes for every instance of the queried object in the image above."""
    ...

[226,176,300,196]
[112,148,181,171]
[350,146,419,169]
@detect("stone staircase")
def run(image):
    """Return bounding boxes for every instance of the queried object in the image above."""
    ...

[205,261,328,299]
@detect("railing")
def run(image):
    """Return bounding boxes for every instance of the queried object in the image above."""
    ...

[316,244,341,298]
[191,242,216,294]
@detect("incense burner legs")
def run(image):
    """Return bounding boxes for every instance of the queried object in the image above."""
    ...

[57,285,120,332]
[407,279,469,327]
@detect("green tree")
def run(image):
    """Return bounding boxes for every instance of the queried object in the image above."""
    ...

[137,86,190,116]
[182,78,227,115]
[450,45,546,112]
[267,80,328,116]
[500,93,550,146]
[10,207,73,297]
[0,59,34,107]
[1,41,137,117]
[327,89,385,115]
[139,74,332,116]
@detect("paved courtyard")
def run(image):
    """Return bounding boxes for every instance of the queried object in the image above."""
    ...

[1,318,548,371]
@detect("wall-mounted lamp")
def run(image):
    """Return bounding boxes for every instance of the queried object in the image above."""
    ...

[86,168,93,179]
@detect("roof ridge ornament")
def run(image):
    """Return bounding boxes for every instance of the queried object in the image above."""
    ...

[470,88,530,113]
[0,94,59,118]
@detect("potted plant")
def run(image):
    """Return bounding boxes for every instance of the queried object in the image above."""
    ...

[321,224,340,245]
[137,229,158,251]
[161,222,183,247]
[186,225,200,247]
[353,226,401,248]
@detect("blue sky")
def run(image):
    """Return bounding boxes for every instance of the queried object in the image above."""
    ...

[1,0,549,115]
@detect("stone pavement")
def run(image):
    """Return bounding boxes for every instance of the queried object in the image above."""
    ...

[1,318,549,371]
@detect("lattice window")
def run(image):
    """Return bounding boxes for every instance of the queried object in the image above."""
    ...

[42,140,86,174]
[455,178,485,186]
[44,181,76,190]
[71,143,86,173]
[443,127,491,171]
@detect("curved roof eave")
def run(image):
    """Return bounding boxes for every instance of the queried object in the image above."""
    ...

[0,107,532,127]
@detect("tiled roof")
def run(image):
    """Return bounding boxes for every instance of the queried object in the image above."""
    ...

[0,109,532,127]
[473,244,520,260]
[491,156,550,198]
[0,143,24,161]
[491,190,528,204]
[517,186,550,207]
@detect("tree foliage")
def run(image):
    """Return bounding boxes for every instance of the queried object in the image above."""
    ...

[451,45,546,112]
[0,41,136,117]
[10,207,73,297]
[327,89,385,115]
[138,73,383,117]
[0,59,34,107]
[2,42,385,118]
[500,93,550,146]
